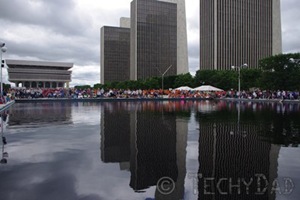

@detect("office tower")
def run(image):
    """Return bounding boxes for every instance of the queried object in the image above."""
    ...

[130,0,188,80]
[100,18,131,84]
[200,0,282,70]
[159,0,189,75]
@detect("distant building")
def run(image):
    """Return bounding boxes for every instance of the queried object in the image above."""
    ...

[130,0,188,80]
[101,18,131,84]
[160,0,189,74]
[6,59,73,88]
[200,0,282,70]
[100,0,188,83]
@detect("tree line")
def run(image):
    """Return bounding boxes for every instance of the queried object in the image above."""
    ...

[77,53,300,91]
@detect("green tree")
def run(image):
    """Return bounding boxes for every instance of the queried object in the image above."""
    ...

[162,75,177,89]
[74,85,91,89]
[259,53,300,90]
[194,70,217,86]
[240,69,262,90]
[174,73,194,88]
[143,77,160,89]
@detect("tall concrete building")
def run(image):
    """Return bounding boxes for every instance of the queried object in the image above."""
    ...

[100,18,131,84]
[130,0,188,80]
[200,0,282,70]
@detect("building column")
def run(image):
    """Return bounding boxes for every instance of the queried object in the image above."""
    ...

[31,81,37,88]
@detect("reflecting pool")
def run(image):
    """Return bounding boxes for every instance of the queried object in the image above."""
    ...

[0,101,299,200]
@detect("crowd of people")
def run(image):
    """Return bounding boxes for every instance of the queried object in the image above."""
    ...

[1,87,300,101]
[223,90,300,100]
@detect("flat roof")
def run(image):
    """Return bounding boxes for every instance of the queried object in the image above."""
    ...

[5,59,73,68]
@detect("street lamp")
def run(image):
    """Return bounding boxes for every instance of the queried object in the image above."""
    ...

[157,64,173,93]
[231,63,248,99]
[289,58,300,64]
[0,42,7,98]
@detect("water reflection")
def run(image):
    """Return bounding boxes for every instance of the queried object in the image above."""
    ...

[7,102,72,128]
[259,105,300,147]
[101,101,189,199]
[196,101,300,199]
[0,101,298,199]
[101,101,300,199]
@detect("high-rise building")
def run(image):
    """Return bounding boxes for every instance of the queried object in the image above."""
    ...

[200,0,282,70]
[159,0,189,75]
[130,0,188,80]
[100,18,131,84]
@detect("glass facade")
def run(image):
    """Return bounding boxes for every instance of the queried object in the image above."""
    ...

[102,26,130,83]
[132,0,177,80]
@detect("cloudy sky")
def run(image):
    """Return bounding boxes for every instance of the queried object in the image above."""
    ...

[0,0,299,87]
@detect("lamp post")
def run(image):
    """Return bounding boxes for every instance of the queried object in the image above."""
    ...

[231,63,248,99]
[157,64,173,92]
[289,58,300,65]
[0,42,7,98]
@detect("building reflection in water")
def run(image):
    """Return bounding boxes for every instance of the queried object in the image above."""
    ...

[100,100,299,199]
[196,101,300,200]
[7,102,72,128]
[100,101,190,199]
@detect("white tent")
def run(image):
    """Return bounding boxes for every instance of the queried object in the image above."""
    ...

[192,85,224,91]
[174,86,193,91]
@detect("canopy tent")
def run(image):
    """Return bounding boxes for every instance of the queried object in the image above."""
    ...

[192,85,224,91]
[174,86,193,91]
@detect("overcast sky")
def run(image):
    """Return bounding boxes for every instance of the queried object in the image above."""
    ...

[0,0,299,87]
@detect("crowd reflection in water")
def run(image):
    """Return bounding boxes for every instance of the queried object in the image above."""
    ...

[7,102,72,128]
[100,100,299,199]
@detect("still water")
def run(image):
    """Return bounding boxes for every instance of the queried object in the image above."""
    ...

[0,101,299,200]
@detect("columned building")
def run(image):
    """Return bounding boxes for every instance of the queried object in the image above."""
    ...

[130,0,188,80]
[200,0,282,70]
[6,60,73,88]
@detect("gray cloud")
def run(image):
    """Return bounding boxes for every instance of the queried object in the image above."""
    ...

[0,0,299,86]
[0,0,90,36]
